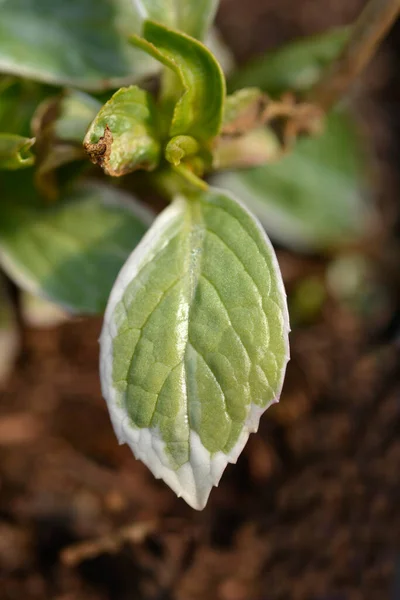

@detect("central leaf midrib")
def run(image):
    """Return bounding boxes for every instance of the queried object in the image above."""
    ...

[182,197,206,456]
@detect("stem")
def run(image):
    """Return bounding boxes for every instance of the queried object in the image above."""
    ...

[308,0,400,111]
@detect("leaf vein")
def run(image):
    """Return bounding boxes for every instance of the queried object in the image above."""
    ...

[123,275,182,392]
[205,227,263,305]
[187,340,232,421]
[204,201,273,295]
[199,273,251,365]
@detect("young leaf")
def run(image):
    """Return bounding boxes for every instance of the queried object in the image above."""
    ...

[229,27,349,96]
[134,0,219,40]
[212,112,370,251]
[100,186,289,509]
[0,134,35,169]
[132,20,225,143]
[165,135,199,166]
[84,86,161,176]
[0,0,157,90]
[0,180,153,314]
[222,88,269,136]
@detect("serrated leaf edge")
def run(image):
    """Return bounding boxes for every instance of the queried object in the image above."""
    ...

[100,188,290,509]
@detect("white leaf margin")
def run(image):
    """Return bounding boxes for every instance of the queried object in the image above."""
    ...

[100,187,290,510]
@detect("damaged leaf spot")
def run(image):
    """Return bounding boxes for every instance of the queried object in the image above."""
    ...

[84,125,114,173]
[83,86,161,177]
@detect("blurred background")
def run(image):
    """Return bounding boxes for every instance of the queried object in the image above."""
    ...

[0,0,399,599]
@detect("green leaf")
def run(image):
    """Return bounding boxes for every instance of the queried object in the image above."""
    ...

[33,90,101,146]
[100,186,289,509]
[0,134,35,169]
[54,91,102,144]
[229,27,349,96]
[84,86,161,176]
[134,0,219,40]
[165,135,199,166]
[212,112,370,251]
[0,279,19,385]
[132,20,225,143]
[0,180,153,313]
[0,78,51,137]
[0,0,158,90]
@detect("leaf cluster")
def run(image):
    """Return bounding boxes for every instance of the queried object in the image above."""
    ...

[0,0,372,508]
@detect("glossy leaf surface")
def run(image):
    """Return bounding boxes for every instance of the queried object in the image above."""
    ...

[0,134,35,169]
[132,21,225,143]
[100,186,289,509]
[212,112,370,251]
[0,180,152,313]
[0,0,157,90]
[84,86,161,176]
[134,0,219,40]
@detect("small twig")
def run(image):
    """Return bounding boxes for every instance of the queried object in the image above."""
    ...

[261,94,324,150]
[308,0,400,111]
[61,521,157,566]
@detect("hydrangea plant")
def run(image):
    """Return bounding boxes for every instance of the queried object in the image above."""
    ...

[0,0,395,509]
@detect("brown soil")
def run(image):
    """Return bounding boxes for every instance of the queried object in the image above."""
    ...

[1,1,400,599]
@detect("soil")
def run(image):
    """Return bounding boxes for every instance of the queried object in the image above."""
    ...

[1,1,400,599]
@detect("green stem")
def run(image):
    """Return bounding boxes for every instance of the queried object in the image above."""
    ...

[152,164,207,201]
[308,0,400,111]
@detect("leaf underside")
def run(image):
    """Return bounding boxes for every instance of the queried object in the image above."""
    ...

[100,187,289,509]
